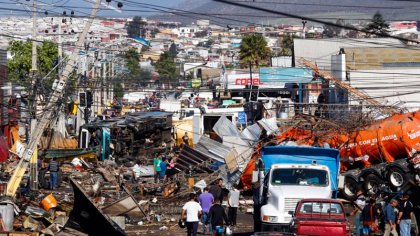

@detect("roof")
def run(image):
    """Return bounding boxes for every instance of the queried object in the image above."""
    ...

[297,198,343,204]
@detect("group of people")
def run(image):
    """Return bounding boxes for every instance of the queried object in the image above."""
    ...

[351,190,414,236]
[181,178,241,236]
[153,154,175,183]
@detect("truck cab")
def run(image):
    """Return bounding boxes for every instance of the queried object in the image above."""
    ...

[289,198,350,236]
[256,146,340,232]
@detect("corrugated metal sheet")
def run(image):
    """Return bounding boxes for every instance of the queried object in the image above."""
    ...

[212,115,242,139]
[258,117,278,135]
[242,123,262,144]
[195,136,231,163]
[176,145,215,174]
[223,136,253,169]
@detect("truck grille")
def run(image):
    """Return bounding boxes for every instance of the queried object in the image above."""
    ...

[284,198,301,221]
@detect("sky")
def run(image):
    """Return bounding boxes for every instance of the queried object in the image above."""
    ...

[0,0,186,17]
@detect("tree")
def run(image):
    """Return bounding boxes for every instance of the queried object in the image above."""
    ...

[364,11,390,36]
[323,19,345,38]
[169,43,178,58]
[113,83,124,98]
[280,33,294,56]
[155,51,177,83]
[124,48,141,82]
[239,34,270,68]
[8,40,58,89]
[127,16,147,38]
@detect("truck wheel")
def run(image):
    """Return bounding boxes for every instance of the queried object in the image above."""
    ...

[364,174,383,196]
[388,167,410,190]
[342,177,359,201]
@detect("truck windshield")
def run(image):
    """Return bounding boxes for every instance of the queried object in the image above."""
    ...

[271,168,328,186]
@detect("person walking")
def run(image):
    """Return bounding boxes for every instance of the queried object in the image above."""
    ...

[228,188,240,226]
[209,178,224,203]
[360,198,380,236]
[181,193,202,236]
[384,199,398,236]
[159,157,168,182]
[199,187,214,235]
[398,194,414,236]
[48,157,59,190]
[153,155,162,183]
[206,200,229,236]
[350,190,366,236]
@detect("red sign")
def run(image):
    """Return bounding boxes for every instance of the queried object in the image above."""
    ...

[235,78,263,85]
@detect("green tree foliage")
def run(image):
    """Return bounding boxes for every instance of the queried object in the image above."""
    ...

[323,19,345,38]
[124,48,141,82]
[8,40,58,88]
[113,83,124,98]
[280,34,294,56]
[364,11,390,36]
[155,51,177,82]
[239,34,270,67]
[169,43,178,58]
[127,16,147,38]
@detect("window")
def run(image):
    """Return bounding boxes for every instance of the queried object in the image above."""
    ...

[271,168,328,186]
[299,202,343,214]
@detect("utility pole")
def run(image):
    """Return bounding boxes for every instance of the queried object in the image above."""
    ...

[31,0,37,73]
[7,0,103,197]
[58,16,62,66]
[248,61,252,102]
[29,0,38,191]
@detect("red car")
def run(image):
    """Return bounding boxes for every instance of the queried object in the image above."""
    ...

[289,199,350,236]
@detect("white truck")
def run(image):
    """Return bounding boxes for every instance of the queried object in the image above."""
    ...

[254,146,341,232]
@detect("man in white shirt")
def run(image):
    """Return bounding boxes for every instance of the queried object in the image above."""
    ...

[182,193,202,236]
[228,188,240,226]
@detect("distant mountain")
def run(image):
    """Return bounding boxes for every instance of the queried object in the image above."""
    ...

[151,0,420,26]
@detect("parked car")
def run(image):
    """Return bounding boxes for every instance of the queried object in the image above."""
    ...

[289,199,350,236]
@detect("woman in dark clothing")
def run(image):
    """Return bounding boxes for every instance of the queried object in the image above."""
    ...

[360,198,380,236]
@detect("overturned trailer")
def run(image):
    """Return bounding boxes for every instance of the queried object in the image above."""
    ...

[78,112,173,162]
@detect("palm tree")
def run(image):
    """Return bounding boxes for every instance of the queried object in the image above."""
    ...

[239,33,271,68]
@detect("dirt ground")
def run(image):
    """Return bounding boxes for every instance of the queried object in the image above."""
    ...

[126,211,255,236]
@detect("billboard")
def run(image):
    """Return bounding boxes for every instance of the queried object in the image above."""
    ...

[226,73,261,89]
[259,67,313,88]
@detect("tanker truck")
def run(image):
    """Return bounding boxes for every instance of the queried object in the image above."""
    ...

[273,111,420,200]
[241,111,420,201]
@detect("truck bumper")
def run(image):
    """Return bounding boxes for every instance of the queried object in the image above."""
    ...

[261,222,290,232]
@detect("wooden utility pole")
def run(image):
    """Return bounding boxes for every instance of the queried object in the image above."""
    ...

[29,0,38,191]
[31,0,37,73]
[7,0,103,197]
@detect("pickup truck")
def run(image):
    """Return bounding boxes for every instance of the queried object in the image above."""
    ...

[289,199,350,236]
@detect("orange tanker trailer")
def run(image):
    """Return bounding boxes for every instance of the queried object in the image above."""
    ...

[241,111,420,200]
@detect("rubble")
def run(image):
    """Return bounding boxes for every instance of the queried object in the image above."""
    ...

[0,113,271,236]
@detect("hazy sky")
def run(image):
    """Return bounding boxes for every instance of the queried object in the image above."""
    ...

[0,0,186,17]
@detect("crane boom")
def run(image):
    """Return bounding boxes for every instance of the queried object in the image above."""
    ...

[299,58,399,116]
[6,0,103,197]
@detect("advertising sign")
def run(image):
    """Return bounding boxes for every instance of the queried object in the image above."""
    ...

[259,67,313,88]
[226,74,261,89]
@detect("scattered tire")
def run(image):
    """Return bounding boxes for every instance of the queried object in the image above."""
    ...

[363,174,383,196]
[387,167,410,191]
[342,176,359,201]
